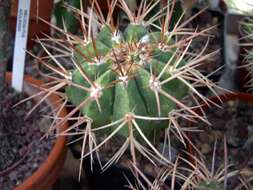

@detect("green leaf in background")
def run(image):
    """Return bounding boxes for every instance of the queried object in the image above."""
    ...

[54,0,80,33]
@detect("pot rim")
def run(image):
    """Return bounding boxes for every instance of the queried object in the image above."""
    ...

[197,91,253,113]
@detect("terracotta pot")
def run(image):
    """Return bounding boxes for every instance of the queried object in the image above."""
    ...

[9,0,54,49]
[5,72,68,190]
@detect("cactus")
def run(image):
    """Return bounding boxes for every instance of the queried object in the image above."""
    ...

[67,19,189,138]
[176,138,241,190]
[33,0,220,178]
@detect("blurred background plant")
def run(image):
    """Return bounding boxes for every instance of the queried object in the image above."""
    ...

[240,16,253,91]
[54,0,81,33]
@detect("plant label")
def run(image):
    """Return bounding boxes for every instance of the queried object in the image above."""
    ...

[12,0,31,92]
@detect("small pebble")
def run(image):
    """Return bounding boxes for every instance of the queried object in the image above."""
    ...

[200,143,211,154]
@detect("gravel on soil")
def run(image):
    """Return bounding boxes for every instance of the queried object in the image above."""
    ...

[0,85,54,190]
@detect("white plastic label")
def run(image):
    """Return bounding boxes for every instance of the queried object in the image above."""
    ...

[12,0,31,92]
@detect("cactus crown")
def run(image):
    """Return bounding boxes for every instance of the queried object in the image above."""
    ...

[33,0,220,178]
[66,10,189,138]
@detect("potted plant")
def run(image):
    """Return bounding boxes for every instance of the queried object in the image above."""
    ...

[0,1,68,190]
[185,92,253,189]
[127,139,241,190]
[32,0,224,188]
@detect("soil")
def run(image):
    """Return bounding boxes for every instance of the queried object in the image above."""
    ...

[190,99,253,189]
[0,85,54,190]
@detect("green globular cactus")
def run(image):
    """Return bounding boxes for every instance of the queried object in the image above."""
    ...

[66,23,188,138]
[36,0,219,172]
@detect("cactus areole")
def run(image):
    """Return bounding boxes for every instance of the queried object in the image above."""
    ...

[66,23,188,138]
